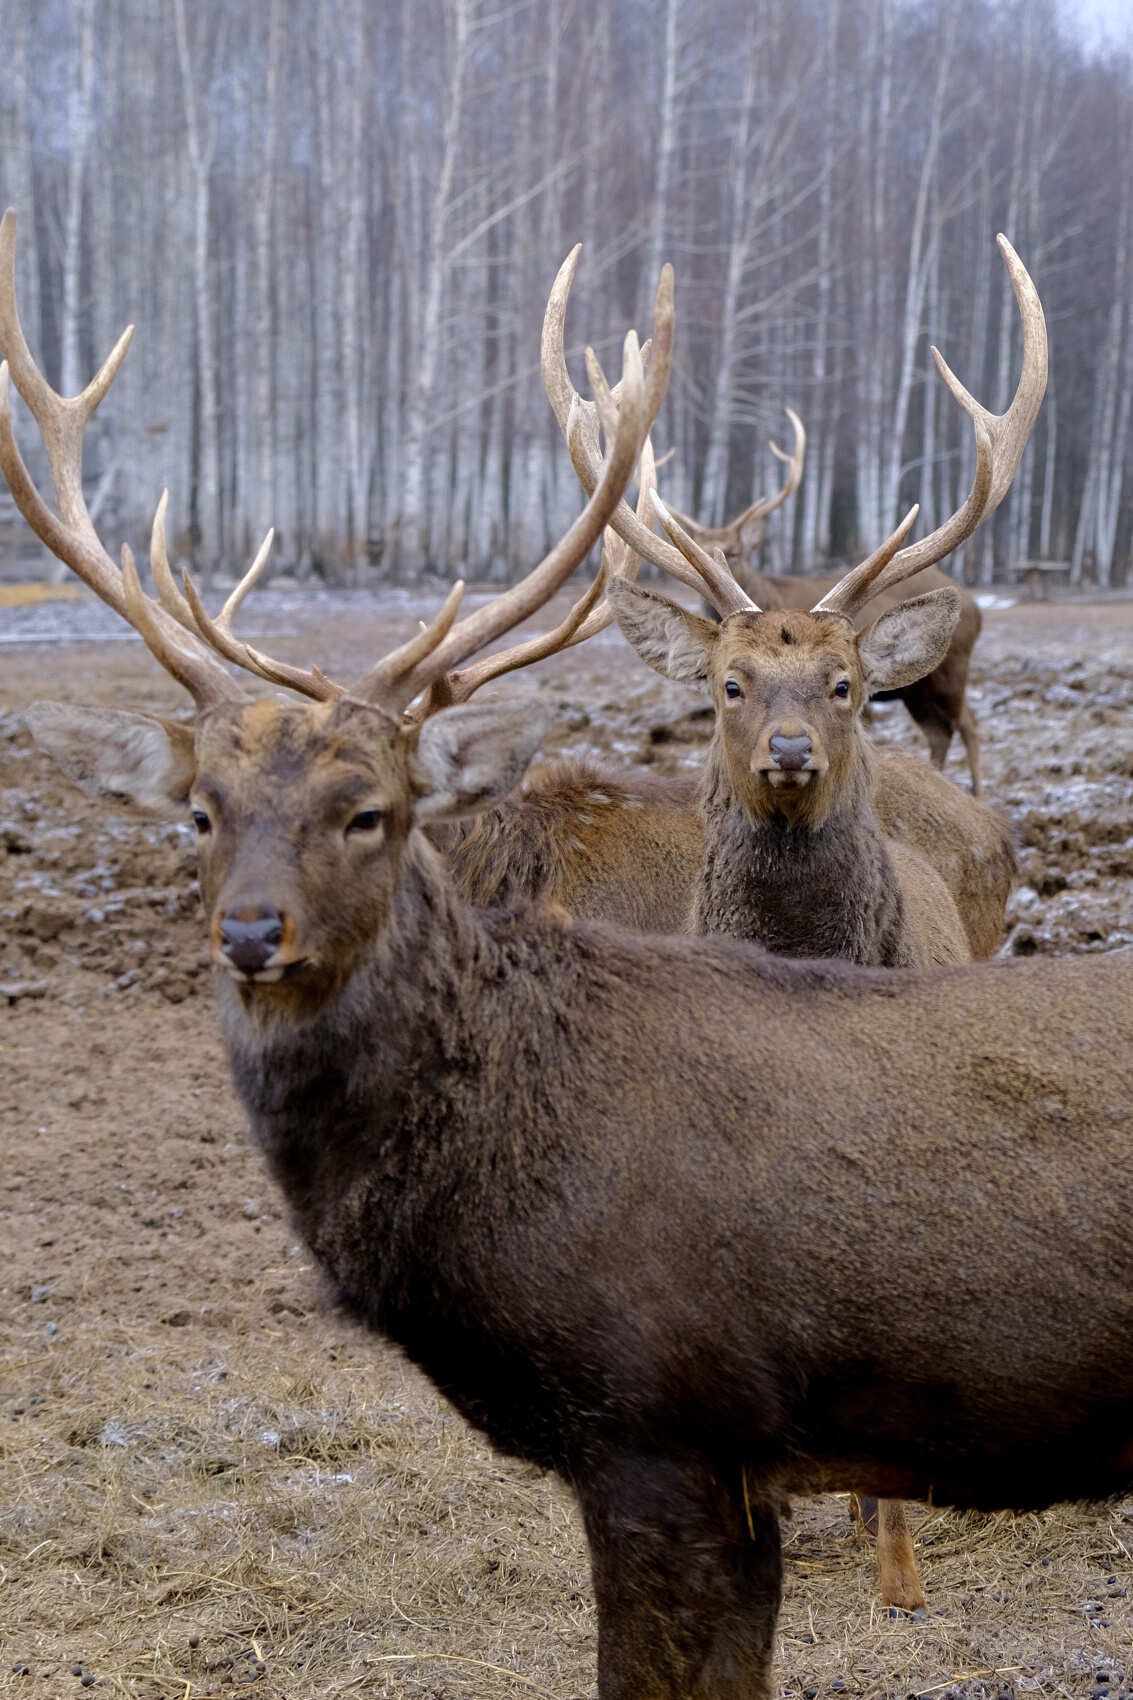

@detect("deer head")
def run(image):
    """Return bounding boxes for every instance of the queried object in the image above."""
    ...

[570,234,1045,829]
[0,213,673,1016]
[608,561,959,827]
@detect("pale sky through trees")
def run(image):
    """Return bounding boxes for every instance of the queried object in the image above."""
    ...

[1069,0,1131,46]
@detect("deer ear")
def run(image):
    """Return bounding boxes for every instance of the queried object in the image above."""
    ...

[24,702,197,818]
[858,588,961,693]
[608,578,718,683]
[410,701,549,822]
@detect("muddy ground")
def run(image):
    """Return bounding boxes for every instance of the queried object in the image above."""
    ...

[3,587,1133,1699]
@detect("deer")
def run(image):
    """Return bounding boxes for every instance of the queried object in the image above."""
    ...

[667,408,987,793]
[514,243,1024,963]
[6,212,1133,1700]
[541,232,1046,1610]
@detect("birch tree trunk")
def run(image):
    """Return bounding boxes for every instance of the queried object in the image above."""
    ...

[60,0,96,400]
[173,0,222,570]
[398,0,472,569]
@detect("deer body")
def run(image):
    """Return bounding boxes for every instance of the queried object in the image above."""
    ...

[231,888,1133,1520]
[442,760,702,933]
[445,747,1013,957]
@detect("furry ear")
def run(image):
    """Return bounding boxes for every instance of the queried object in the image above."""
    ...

[410,701,549,822]
[607,578,718,684]
[858,588,961,693]
[24,702,197,818]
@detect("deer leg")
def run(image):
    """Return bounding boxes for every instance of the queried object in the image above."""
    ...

[876,1498,927,1611]
[957,701,982,795]
[574,1451,783,1700]
[851,1495,927,1610]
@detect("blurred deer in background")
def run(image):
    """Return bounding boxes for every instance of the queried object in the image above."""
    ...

[668,405,807,592]
[5,206,1133,1700]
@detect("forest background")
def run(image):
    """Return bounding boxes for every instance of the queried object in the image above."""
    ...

[0,0,1131,587]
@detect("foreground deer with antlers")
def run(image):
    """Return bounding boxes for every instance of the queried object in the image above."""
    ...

[667,407,987,792]
[6,214,1133,1700]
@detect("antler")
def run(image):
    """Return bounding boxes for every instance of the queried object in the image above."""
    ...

[409,389,664,722]
[1,208,675,721]
[0,208,244,708]
[543,246,753,615]
[557,235,1046,633]
[813,234,1046,621]
[352,255,675,719]
[665,407,806,552]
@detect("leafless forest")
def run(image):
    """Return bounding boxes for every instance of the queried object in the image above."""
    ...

[0,0,1131,584]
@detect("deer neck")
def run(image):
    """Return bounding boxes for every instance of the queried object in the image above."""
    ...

[215,835,528,1309]
[694,738,910,967]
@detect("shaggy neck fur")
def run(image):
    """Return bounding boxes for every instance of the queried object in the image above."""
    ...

[693,736,912,966]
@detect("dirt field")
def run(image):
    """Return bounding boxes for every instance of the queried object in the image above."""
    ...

[3,587,1133,1699]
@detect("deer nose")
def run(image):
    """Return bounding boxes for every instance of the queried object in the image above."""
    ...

[219,908,284,974]
[768,731,813,771]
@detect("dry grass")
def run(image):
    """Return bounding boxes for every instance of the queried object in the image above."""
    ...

[5,1312,1132,1698]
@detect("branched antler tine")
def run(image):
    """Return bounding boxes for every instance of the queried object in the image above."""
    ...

[429,558,612,716]
[351,578,467,708]
[821,237,1046,619]
[118,544,243,705]
[360,325,656,716]
[0,210,244,706]
[178,567,342,703]
[554,436,656,653]
[186,528,340,701]
[585,346,619,444]
[541,244,583,435]
[651,493,759,617]
[667,407,807,545]
[563,406,706,599]
[811,504,923,618]
[763,406,807,513]
[217,529,275,629]
[149,490,199,629]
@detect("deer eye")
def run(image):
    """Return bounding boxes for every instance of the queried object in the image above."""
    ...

[346,808,384,836]
[833,680,851,699]
[724,680,743,701]
[190,809,212,836]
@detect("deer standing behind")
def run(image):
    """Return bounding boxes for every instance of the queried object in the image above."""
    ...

[537,230,1045,1609]
[6,219,1133,1700]
[487,245,1020,965]
[668,410,987,794]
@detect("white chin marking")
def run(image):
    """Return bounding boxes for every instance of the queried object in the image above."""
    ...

[766,769,815,789]
[219,960,285,984]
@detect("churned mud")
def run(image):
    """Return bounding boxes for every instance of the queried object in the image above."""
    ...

[3,587,1133,1698]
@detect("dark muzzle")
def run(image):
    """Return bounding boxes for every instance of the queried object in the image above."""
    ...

[219,908,284,974]
[768,732,813,771]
